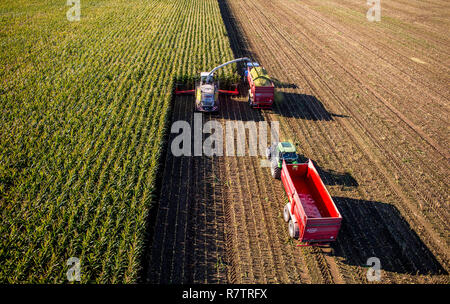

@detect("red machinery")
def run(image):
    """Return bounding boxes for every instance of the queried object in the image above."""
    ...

[281,159,342,246]
[246,62,274,109]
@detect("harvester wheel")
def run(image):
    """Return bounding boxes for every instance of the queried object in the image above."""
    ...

[288,220,299,239]
[283,204,291,222]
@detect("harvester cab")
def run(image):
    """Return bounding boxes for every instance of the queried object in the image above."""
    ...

[266,142,299,179]
[200,71,214,84]
[195,72,219,112]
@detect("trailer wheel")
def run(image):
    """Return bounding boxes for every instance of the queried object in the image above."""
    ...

[283,204,291,222]
[288,220,299,239]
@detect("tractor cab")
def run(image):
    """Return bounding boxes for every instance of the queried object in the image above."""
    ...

[199,84,215,107]
[266,141,299,179]
[277,142,299,164]
[244,62,260,77]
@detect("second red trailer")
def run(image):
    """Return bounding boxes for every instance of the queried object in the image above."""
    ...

[281,159,342,246]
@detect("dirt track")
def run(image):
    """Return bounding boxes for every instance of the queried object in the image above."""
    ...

[146,0,449,283]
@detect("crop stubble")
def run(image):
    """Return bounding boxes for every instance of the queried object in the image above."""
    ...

[149,0,448,284]
[223,0,449,283]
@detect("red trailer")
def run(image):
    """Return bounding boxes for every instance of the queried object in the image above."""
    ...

[281,159,342,246]
[246,62,274,109]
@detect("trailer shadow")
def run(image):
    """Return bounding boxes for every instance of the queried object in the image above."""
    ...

[273,92,349,121]
[294,155,359,189]
[218,1,349,122]
[329,197,447,276]
[272,78,298,89]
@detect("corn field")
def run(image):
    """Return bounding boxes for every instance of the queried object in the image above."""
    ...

[0,0,237,283]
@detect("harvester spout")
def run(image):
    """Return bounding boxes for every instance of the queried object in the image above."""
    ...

[206,57,251,82]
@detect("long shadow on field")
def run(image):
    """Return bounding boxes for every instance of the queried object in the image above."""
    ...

[329,197,447,276]
[218,0,253,63]
[295,155,359,189]
[273,92,348,121]
[219,0,339,121]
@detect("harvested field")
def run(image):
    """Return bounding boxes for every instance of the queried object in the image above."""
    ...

[148,0,449,283]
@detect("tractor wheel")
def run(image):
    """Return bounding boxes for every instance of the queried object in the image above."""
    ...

[288,220,299,239]
[283,204,291,222]
[266,147,271,159]
[271,164,281,179]
[248,89,253,107]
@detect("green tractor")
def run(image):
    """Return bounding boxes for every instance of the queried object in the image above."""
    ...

[266,142,299,179]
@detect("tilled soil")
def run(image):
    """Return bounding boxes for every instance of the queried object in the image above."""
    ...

[146,0,449,283]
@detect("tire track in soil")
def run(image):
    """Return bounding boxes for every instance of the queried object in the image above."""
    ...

[224,0,448,283]
[221,98,271,283]
[258,3,450,252]
[224,1,384,283]
[264,0,450,183]
[219,96,314,283]
[242,0,450,220]
[148,0,448,284]
[235,99,307,283]
[148,95,228,283]
[278,5,442,280]
[275,0,450,149]
[147,94,182,283]
[237,0,445,252]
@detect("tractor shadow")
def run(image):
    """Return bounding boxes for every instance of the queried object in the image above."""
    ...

[328,197,447,276]
[273,92,349,121]
[218,1,347,122]
[218,95,266,122]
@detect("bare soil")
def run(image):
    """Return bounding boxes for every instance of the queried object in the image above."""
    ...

[146,0,449,283]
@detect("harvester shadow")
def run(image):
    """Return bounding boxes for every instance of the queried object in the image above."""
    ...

[273,92,349,121]
[329,197,447,276]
